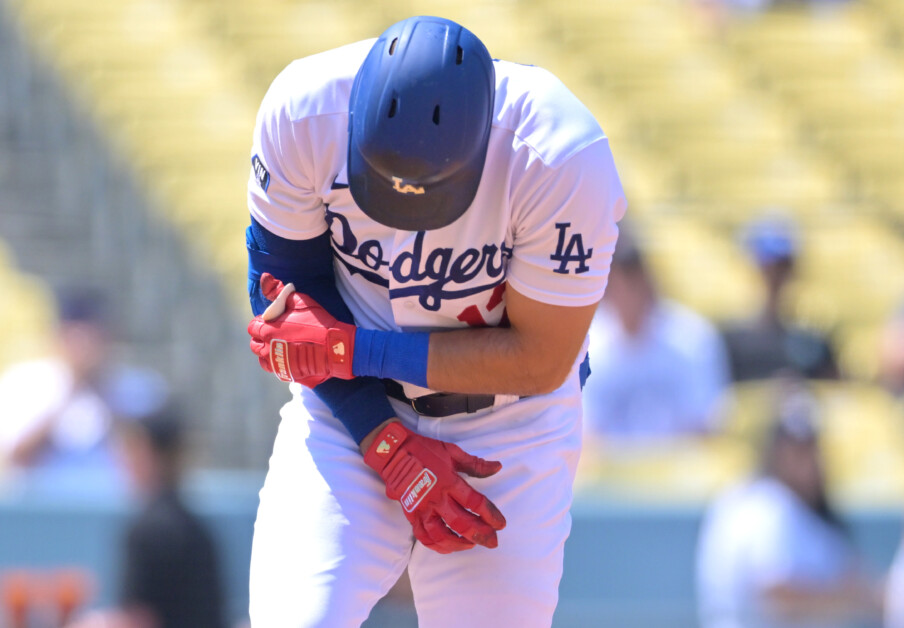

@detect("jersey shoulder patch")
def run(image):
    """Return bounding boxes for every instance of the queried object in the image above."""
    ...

[252,154,270,192]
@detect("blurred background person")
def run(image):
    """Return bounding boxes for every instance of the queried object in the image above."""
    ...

[69,402,227,628]
[888,533,904,628]
[696,384,883,628]
[582,226,731,442]
[721,214,839,383]
[877,304,904,399]
[0,286,168,498]
[694,0,854,22]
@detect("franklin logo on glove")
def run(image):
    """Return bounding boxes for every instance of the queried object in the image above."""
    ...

[247,273,357,388]
[270,339,292,382]
[401,469,436,512]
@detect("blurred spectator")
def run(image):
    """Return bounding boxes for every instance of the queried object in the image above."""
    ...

[721,214,839,382]
[0,287,167,497]
[69,402,227,628]
[582,228,730,441]
[877,305,904,398]
[699,0,772,14]
[695,0,852,20]
[696,384,883,627]
[888,534,904,628]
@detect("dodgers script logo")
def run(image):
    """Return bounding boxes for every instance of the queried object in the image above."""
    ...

[325,206,512,311]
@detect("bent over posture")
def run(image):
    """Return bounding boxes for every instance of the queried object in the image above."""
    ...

[245,16,626,628]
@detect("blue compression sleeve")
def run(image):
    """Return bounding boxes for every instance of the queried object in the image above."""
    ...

[246,217,394,443]
[247,219,353,322]
[353,329,430,389]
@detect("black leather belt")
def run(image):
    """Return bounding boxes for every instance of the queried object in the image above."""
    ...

[383,379,496,418]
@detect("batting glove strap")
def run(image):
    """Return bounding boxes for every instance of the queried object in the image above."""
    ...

[362,421,410,473]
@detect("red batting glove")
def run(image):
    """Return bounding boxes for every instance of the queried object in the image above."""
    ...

[247,273,356,387]
[364,421,507,554]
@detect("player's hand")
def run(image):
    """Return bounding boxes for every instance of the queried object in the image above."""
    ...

[363,421,506,554]
[247,273,356,387]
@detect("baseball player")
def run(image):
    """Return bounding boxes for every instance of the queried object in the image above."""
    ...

[244,15,626,627]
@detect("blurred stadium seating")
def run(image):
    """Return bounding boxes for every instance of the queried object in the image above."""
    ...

[1,0,902,496]
[0,0,288,470]
[0,241,54,372]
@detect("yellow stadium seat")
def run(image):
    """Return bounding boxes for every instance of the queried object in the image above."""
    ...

[638,215,763,322]
[678,152,840,207]
[834,323,884,382]
[576,435,755,504]
[789,214,904,329]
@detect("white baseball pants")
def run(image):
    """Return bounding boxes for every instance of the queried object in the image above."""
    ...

[249,379,583,628]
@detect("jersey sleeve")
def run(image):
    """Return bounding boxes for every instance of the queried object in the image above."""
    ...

[248,94,328,241]
[507,138,627,307]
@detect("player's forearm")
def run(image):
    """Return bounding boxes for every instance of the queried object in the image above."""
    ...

[424,286,598,395]
[250,277,596,398]
[353,326,578,397]
[425,327,574,396]
[352,288,597,396]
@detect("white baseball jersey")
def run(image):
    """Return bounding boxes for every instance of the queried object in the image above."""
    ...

[888,538,904,628]
[247,39,626,628]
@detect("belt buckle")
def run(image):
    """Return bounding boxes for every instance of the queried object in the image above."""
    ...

[410,394,443,417]
[410,396,431,416]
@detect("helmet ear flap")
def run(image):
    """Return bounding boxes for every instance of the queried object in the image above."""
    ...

[347,16,495,232]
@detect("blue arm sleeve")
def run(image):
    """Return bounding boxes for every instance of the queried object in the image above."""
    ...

[247,218,351,321]
[246,216,395,443]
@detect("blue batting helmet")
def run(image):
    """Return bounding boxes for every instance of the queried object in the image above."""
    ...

[348,16,496,231]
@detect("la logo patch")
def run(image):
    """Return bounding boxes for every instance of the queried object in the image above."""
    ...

[550,222,592,274]
[391,176,425,195]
